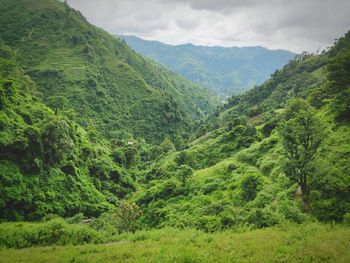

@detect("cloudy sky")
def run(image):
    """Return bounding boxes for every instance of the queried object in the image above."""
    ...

[67,0,350,53]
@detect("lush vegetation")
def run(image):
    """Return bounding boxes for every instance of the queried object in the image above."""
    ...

[0,0,216,143]
[118,35,295,97]
[0,0,215,221]
[131,32,350,230]
[0,48,139,220]
[0,0,350,261]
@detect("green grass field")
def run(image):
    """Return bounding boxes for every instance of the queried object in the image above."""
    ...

[1,223,349,263]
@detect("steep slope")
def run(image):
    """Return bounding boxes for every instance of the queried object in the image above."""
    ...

[0,44,138,220]
[0,0,216,143]
[118,35,296,97]
[133,31,350,230]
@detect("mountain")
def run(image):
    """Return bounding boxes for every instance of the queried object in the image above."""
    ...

[0,0,216,143]
[0,0,216,221]
[132,31,350,229]
[0,43,131,219]
[117,35,296,97]
[0,0,350,259]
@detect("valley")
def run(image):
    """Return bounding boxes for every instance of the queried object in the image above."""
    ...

[0,0,349,262]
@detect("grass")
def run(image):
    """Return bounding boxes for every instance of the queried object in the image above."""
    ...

[194,158,234,182]
[35,48,87,80]
[0,223,349,262]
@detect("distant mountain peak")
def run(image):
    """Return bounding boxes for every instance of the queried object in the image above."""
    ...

[117,35,296,97]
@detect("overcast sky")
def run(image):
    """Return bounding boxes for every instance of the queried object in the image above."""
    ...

[67,0,350,53]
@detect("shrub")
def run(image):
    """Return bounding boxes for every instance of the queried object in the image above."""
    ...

[245,208,282,228]
[240,173,263,202]
[42,213,61,222]
[195,216,222,232]
[65,213,85,224]
[0,219,103,248]
[114,200,142,233]
[89,212,118,235]
[176,165,194,186]
[202,182,220,195]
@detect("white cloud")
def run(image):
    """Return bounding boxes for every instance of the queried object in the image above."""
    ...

[67,0,350,52]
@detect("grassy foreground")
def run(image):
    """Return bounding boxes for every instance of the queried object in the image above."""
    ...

[0,223,349,263]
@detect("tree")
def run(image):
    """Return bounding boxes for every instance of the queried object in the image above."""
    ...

[41,119,74,165]
[278,99,325,207]
[113,200,142,233]
[47,96,68,115]
[240,173,262,202]
[327,48,350,120]
[124,146,138,168]
[159,137,175,153]
[174,135,186,151]
[176,165,193,186]
[174,151,190,166]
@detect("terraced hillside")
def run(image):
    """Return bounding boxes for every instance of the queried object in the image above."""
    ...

[0,0,216,142]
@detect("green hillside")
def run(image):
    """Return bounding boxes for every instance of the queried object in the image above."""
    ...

[131,31,350,230]
[0,0,349,261]
[0,0,216,221]
[0,45,138,220]
[118,35,296,97]
[0,0,216,143]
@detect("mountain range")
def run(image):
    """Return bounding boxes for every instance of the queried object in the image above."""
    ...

[118,35,296,97]
[0,0,350,260]
[0,0,217,143]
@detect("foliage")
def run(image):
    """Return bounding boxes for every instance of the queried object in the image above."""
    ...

[327,46,350,120]
[0,0,216,143]
[0,1,350,255]
[239,173,262,202]
[0,218,103,248]
[278,99,325,204]
[113,200,142,233]
[0,45,131,220]
[132,31,350,230]
[159,137,176,153]
[176,165,194,185]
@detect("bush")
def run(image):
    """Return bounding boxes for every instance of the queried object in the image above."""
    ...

[65,213,85,224]
[90,212,118,235]
[0,218,103,248]
[42,213,61,222]
[202,181,220,195]
[245,208,282,228]
[195,216,222,232]
[240,173,263,202]
[114,200,142,233]
[176,165,194,186]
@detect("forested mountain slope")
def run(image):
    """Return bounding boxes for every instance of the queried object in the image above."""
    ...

[132,31,350,230]
[0,0,216,143]
[118,35,296,97]
[0,0,216,221]
[0,0,349,260]
[0,45,135,220]
[0,0,349,250]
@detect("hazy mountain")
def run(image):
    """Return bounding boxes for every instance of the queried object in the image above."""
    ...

[118,35,296,97]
